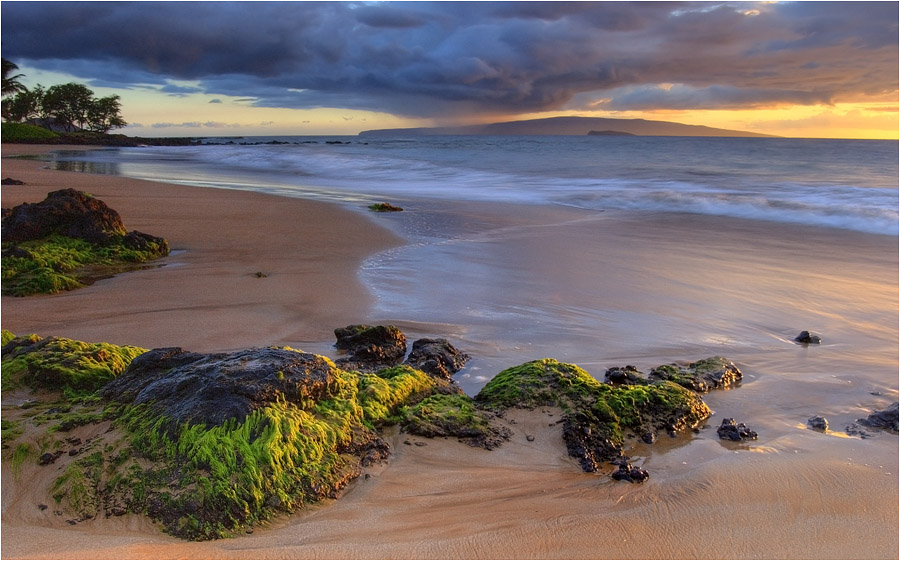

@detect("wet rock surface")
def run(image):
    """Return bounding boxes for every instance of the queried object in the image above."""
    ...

[717,418,758,441]
[846,402,899,437]
[807,416,829,432]
[404,338,470,381]
[102,347,340,430]
[334,324,407,372]
[794,330,822,344]
[648,356,742,393]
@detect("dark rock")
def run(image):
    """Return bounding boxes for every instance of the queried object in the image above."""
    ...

[649,357,742,393]
[334,324,407,372]
[562,412,624,472]
[404,338,470,380]
[38,451,63,466]
[369,202,404,212]
[2,188,128,245]
[2,177,25,185]
[860,402,899,432]
[794,331,822,344]
[611,463,650,483]
[605,365,645,385]
[122,230,169,254]
[641,432,658,444]
[102,347,342,430]
[807,416,829,432]
[717,418,758,441]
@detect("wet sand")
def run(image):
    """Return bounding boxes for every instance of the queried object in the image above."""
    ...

[1,145,897,559]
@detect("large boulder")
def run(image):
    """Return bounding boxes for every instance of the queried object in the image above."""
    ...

[102,347,342,430]
[2,188,127,244]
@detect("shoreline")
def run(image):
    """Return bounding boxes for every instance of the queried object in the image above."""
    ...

[1,145,404,354]
[2,145,897,559]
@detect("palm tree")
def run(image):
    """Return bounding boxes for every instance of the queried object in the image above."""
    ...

[2,58,28,97]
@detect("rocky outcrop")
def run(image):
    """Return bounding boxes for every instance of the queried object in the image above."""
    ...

[1,190,169,296]
[333,325,470,386]
[2,188,128,244]
[476,358,712,476]
[102,347,343,430]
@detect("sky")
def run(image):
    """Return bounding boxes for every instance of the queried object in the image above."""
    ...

[1,1,897,138]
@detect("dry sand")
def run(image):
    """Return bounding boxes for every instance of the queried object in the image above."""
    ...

[1,146,897,559]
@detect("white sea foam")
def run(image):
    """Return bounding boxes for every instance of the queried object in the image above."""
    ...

[54,136,899,236]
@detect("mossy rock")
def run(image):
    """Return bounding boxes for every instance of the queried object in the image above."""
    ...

[2,233,169,296]
[476,358,711,471]
[1,332,147,393]
[368,202,403,212]
[403,393,511,449]
[649,356,742,392]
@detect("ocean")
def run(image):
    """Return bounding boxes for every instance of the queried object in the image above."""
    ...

[39,136,898,410]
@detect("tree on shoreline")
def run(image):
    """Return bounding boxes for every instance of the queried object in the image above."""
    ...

[2,58,27,97]
[2,59,126,133]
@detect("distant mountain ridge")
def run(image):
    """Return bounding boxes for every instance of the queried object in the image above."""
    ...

[359,116,775,138]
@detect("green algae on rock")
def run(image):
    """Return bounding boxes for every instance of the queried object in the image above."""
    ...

[2,189,170,296]
[1,331,147,393]
[403,393,511,450]
[2,233,169,296]
[475,358,712,472]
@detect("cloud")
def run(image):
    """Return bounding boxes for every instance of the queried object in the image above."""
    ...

[1,1,896,118]
[209,98,223,104]
[150,121,240,129]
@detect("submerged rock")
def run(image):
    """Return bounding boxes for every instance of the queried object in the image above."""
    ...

[716,418,758,441]
[794,330,822,344]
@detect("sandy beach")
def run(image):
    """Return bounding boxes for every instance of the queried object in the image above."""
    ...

[1,145,897,559]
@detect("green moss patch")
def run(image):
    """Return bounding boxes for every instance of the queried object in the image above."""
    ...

[1,332,147,394]
[2,233,169,296]
[403,393,511,449]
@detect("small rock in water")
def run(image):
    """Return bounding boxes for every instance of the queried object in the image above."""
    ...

[794,330,821,345]
[717,418,758,441]
[808,416,829,432]
[611,463,650,483]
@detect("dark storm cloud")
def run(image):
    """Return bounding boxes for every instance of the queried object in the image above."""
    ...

[1,1,896,118]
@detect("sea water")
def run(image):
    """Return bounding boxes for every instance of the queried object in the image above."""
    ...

[42,137,898,402]
[50,136,898,235]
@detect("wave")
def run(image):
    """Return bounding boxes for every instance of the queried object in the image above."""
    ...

[72,140,900,237]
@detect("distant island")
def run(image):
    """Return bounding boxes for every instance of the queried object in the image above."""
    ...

[587,130,636,136]
[359,116,776,138]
